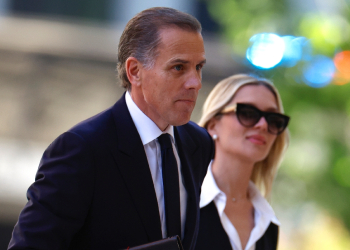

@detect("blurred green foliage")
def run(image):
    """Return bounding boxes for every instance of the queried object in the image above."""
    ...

[202,0,350,232]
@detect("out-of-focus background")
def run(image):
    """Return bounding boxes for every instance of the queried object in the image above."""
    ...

[1,0,350,249]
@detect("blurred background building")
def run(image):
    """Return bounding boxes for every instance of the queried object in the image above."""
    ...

[1,0,350,249]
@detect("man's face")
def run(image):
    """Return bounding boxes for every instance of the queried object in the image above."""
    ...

[131,27,206,130]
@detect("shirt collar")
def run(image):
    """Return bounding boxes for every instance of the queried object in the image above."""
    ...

[125,91,174,145]
[200,161,224,208]
[199,161,280,226]
[249,181,280,226]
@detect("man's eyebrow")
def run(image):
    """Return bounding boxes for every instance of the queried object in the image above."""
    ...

[169,59,189,64]
[199,59,207,65]
[168,59,207,64]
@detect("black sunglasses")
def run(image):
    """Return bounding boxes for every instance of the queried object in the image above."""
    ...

[220,103,290,135]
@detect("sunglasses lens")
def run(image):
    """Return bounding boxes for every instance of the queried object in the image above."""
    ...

[237,105,261,127]
[267,115,288,134]
[236,104,289,135]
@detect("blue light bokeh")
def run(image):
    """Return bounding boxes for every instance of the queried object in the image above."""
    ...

[245,32,338,88]
[246,33,285,69]
[302,55,335,88]
[280,36,310,67]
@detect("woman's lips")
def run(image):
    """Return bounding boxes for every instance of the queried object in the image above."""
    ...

[246,135,266,145]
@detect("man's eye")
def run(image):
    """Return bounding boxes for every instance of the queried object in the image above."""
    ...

[196,64,203,71]
[174,65,183,71]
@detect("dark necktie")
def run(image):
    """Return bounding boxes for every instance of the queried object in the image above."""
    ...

[158,133,181,238]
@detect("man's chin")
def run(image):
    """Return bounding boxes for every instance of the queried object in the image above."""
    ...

[168,113,192,126]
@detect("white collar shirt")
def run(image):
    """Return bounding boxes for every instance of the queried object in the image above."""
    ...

[200,162,280,250]
[125,91,187,239]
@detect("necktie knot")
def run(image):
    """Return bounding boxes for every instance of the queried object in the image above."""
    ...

[158,133,173,149]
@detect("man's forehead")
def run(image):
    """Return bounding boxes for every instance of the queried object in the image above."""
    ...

[158,27,203,45]
[157,28,205,57]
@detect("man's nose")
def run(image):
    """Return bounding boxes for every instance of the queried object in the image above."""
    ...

[185,69,202,90]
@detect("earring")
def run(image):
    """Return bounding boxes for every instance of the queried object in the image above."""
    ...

[212,134,218,140]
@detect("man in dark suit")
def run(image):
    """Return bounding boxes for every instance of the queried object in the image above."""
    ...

[8,7,214,250]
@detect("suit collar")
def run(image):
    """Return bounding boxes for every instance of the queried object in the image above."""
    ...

[174,126,200,250]
[111,93,162,242]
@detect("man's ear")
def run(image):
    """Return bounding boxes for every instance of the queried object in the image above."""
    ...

[126,57,142,87]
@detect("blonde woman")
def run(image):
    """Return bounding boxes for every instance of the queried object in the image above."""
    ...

[195,74,290,250]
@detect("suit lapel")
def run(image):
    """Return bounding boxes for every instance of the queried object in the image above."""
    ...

[196,202,233,249]
[255,222,279,250]
[110,93,162,242]
[174,126,200,250]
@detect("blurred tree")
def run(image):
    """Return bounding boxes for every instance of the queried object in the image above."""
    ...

[202,0,350,233]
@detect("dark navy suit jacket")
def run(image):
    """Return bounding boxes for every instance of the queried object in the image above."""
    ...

[8,93,214,250]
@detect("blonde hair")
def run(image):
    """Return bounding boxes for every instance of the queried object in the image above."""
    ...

[198,74,289,198]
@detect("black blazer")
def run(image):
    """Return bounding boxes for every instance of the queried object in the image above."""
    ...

[195,202,279,250]
[8,93,214,250]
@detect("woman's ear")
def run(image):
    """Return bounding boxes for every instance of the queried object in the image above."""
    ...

[125,57,142,87]
[206,118,218,138]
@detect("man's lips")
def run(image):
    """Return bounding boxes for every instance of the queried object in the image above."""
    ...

[246,135,266,145]
[176,99,196,103]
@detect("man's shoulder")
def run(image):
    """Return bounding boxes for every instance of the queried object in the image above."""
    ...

[179,121,210,139]
[177,121,213,150]
[178,121,214,184]
[67,106,114,139]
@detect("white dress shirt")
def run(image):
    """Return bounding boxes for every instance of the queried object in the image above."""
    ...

[125,91,187,239]
[200,162,280,250]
